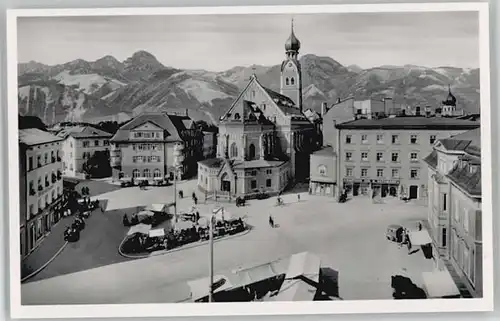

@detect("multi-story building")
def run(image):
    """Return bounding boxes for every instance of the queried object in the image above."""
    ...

[19,129,64,258]
[424,128,482,297]
[197,22,318,198]
[58,126,113,177]
[109,112,203,182]
[334,117,479,199]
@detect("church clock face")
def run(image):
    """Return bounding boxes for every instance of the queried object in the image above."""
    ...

[288,63,292,67]
[317,165,327,176]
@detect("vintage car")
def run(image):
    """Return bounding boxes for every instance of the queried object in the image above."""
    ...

[235,196,246,207]
[386,224,404,243]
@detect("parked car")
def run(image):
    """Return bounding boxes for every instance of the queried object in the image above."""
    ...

[235,196,246,207]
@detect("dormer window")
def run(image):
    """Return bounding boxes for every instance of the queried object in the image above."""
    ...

[234,113,241,120]
[469,164,478,174]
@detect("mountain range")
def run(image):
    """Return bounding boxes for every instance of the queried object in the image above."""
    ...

[17,50,480,125]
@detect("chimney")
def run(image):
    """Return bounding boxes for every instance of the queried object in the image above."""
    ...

[425,105,431,118]
[185,109,189,117]
[321,102,328,116]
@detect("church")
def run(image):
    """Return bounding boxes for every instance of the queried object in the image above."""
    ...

[197,22,319,198]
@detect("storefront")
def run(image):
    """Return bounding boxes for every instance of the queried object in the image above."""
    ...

[344,179,400,198]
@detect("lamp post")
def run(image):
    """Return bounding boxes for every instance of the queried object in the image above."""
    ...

[208,212,215,302]
[172,142,184,217]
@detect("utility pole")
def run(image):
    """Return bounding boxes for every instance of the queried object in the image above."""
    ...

[208,212,215,302]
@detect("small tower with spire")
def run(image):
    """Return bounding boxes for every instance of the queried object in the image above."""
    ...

[280,18,303,112]
[441,84,461,117]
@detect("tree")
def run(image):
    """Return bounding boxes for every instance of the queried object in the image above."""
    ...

[83,150,112,178]
[18,115,47,130]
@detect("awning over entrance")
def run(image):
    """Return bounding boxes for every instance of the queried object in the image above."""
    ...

[422,271,461,298]
[408,230,433,246]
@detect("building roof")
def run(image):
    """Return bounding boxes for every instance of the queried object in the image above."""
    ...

[312,146,336,157]
[335,117,480,130]
[422,150,438,169]
[111,113,193,143]
[447,162,481,197]
[263,87,304,116]
[19,128,63,146]
[57,126,113,139]
[437,128,481,157]
[198,158,287,170]
[198,158,225,168]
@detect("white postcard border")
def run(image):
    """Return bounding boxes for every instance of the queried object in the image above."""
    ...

[6,2,494,319]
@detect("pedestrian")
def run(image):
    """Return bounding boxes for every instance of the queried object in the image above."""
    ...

[297,193,301,202]
[269,215,274,228]
[418,222,422,231]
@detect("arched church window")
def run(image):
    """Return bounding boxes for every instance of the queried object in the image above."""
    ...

[291,77,295,85]
[248,144,256,160]
[285,78,289,85]
[230,143,238,158]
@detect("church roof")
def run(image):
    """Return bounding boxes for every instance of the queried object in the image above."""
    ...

[442,85,457,106]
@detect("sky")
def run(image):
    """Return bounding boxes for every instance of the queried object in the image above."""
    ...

[17,11,479,71]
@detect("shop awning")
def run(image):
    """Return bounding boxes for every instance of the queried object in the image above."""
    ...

[422,271,461,298]
[148,229,165,238]
[137,210,154,217]
[188,275,234,301]
[409,230,432,246]
[285,252,321,282]
[127,223,152,236]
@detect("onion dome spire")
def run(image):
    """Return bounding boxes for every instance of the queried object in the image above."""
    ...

[285,18,301,52]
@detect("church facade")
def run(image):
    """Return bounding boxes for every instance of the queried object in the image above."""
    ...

[197,23,319,198]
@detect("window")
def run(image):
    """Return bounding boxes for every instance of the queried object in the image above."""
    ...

[430,135,437,144]
[37,155,41,167]
[345,135,352,144]
[361,168,368,177]
[442,193,447,211]
[51,190,56,203]
[285,78,289,85]
[132,169,140,178]
[345,152,352,161]
[361,152,368,161]
[29,204,34,217]
[28,157,33,170]
[391,168,399,178]
[376,134,384,144]
[83,141,90,148]
[410,135,418,144]
[376,152,384,162]
[251,170,257,176]
[251,180,257,189]
[153,169,162,178]
[230,143,238,158]
[346,168,353,177]
[410,169,419,179]
[463,244,470,277]
[391,135,399,144]
[44,153,48,164]
[377,169,384,177]
[391,152,399,162]
[410,152,419,162]
[266,169,272,175]
[38,199,43,211]
[94,140,99,147]
[45,195,49,208]
[144,169,151,178]
[29,181,34,194]
[361,135,368,144]
[291,77,295,85]
[266,179,272,187]
[463,208,469,232]
[442,228,447,247]
[104,140,109,146]
[248,144,256,160]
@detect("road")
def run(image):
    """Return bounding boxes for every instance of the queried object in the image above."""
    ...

[21,191,433,305]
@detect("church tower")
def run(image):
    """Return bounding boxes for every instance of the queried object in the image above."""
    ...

[280,19,303,112]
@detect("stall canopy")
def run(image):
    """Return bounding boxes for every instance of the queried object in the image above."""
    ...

[148,229,165,238]
[272,252,321,302]
[127,223,152,236]
[408,230,433,246]
[145,203,174,213]
[422,271,461,298]
[137,210,155,217]
[174,220,195,231]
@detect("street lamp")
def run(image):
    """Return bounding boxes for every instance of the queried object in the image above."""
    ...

[208,206,223,302]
